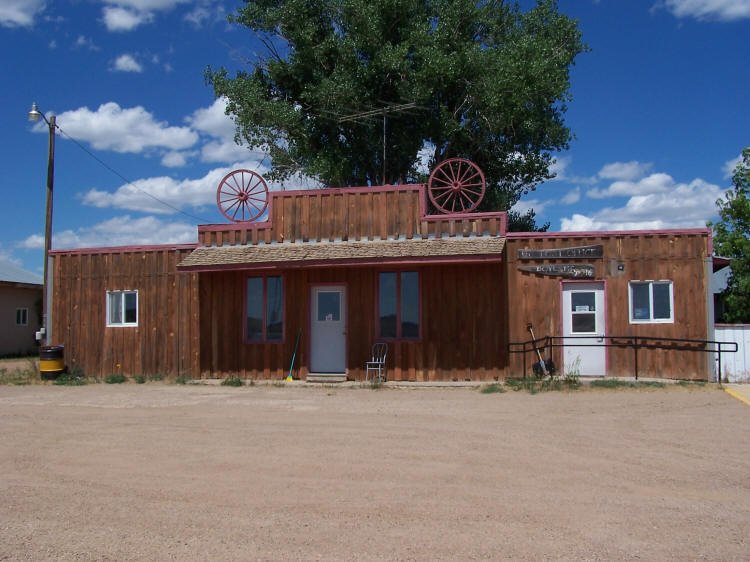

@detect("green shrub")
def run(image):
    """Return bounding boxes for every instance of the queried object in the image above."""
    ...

[221,376,243,387]
[148,373,164,381]
[174,375,189,385]
[105,373,127,384]
[134,374,146,384]
[480,383,505,394]
[54,371,87,386]
[590,379,666,389]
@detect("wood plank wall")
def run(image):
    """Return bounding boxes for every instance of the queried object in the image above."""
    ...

[505,233,711,379]
[51,248,200,378]
[198,187,507,247]
[199,262,506,381]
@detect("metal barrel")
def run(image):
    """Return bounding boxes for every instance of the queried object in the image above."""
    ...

[39,345,65,376]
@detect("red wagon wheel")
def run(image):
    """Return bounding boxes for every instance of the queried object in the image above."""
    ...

[427,158,486,214]
[216,169,269,223]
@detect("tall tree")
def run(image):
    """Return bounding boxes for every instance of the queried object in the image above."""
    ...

[206,0,585,230]
[711,148,750,323]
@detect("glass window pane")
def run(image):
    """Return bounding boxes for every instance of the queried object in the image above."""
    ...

[400,271,419,338]
[379,272,397,338]
[124,292,137,324]
[652,283,672,319]
[109,292,122,324]
[266,276,283,340]
[571,292,595,312]
[631,283,651,320]
[572,313,596,333]
[246,278,263,341]
[317,291,340,322]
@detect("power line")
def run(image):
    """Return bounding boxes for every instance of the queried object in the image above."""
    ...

[54,125,277,224]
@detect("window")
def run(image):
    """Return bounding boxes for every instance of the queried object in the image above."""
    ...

[629,281,673,323]
[246,275,283,342]
[378,271,420,339]
[106,291,138,327]
[16,308,28,326]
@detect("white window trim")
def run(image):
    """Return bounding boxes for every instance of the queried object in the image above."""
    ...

[628,280,674,324]
[106,290,139,327]
[16,308,28,326]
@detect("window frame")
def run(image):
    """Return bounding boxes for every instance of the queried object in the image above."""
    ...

[244,274,285,344]
[16,308,28,326]
[628,280,674,324]
[106,290,139,327]
[377,270,421,341]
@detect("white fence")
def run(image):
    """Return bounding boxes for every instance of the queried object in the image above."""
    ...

[715,324,750,383]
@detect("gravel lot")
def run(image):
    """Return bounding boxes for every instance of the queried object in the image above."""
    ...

[1,383,748,561]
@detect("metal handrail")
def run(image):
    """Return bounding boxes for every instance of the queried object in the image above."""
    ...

[508,334,738,380]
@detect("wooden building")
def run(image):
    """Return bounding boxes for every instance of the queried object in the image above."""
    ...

[50,161,716,381]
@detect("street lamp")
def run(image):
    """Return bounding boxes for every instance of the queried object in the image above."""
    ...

[28,102,56,347]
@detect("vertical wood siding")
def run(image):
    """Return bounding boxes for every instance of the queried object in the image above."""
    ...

[715,325,750,382]
[199,263,506,381]
[505,233,711,379]
[198,187,507,246]
[51,249,199,378]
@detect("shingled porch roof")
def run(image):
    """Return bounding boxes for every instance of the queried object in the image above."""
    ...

[177,235,505,272]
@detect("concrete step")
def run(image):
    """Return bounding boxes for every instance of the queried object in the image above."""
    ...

[306,373,347,383]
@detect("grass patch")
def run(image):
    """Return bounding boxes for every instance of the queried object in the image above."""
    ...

[105,373,127,384]
[174,375,189,385]
[677,380,707,387]
[0,358,41,385]
[148,373,164,382]
[480,383,506,394]
[590,379,666,389]
[221,376,243,387]
[54,371,87,386]
[505,375,582,394]
[134,375,146,384]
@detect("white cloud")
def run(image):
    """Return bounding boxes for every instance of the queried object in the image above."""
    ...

[661,0,750,21]
[587,172,674,199]
[102,6,150,31]
[722,153,742,179]
[36,102,197,154]
[74,35,100,51]
[597,160,652,181]
[511,198,548,217]
[21,216,197,250]
[548,156,570,181]
[161,150,195,168]
[80,160,267,214]
[184,2,226,27]
[187,97,256,163]
[100,0,191,31]
[560,187,581,205]
[112,53,143,73]
[0,0,45,27]
[560,177,725,231]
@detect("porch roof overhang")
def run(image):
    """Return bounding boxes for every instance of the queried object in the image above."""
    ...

[177,236,505,272]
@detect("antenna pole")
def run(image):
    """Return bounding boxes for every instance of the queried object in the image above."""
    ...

[383,111,386,184]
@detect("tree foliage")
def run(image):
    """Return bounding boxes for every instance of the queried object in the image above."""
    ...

[206,0,585,230]
[711,148,750,322]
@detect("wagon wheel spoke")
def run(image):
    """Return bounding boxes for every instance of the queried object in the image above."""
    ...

[427,158,486,214]
[216,169,270,223]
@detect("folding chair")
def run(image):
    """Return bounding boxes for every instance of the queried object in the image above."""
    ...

[365,342,388,383]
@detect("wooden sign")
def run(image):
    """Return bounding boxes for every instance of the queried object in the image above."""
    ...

[517,264,595,278]
[517,244,603,260]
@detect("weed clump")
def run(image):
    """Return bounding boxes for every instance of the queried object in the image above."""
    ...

[105,373,127,384]
[134,375,146,384]
[480,383,505,394]
[590,379,666,389]
[54,371,87,386]
[221,376,243,387]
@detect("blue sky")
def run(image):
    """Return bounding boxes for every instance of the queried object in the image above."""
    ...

[1,0,749,278]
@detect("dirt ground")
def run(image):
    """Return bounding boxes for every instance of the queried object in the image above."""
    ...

[0,383,748,561]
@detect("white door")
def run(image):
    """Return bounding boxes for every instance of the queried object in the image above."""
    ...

[310,286,346,373]
[562,282,606,376]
